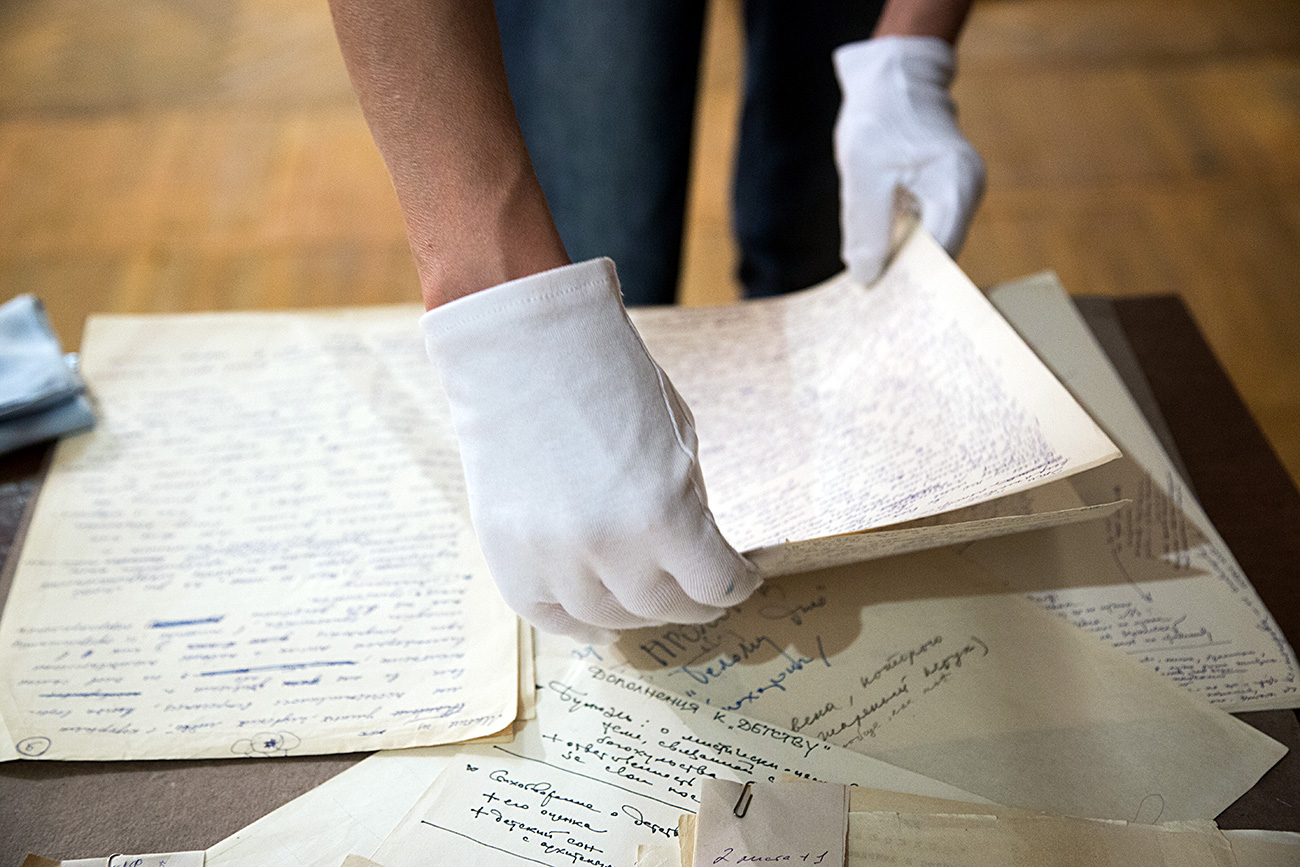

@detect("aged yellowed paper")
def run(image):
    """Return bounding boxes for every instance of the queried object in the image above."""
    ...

[981,274,1299,711]
[0,306,519,759]
[634,230,1121,566]
[603,547,1285,821]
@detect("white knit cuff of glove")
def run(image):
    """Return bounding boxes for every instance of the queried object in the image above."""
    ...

[421,258,760,645]
[833,35,985,285]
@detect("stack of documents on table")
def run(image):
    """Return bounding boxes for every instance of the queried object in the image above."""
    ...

[632,230,1128,575]
[655,783,1300,867]
[0,228,1137,761]
[0,228,1296,867]
[199,640,1288,867]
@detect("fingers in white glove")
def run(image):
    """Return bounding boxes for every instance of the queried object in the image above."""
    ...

[908,144,985,255]
[521,601,620,648]
[422,258,760,642]
[834,36,986,284]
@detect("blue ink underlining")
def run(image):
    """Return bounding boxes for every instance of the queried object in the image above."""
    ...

[199,660,357,676]
[149,616,225,629]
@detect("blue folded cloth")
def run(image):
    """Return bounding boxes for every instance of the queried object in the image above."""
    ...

[0,295,95,455]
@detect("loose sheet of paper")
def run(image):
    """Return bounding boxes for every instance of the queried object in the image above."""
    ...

[846,813,1237,867]
[632,229,1119,554]
[207,654,981,867]
[1223,830,1300,867]
[207,744,462,867]
[368,659,984,867]
[692,781,847,867]
[680,789,1292,867]
[0,234,1121,759]
[0,307,518,759]
[744,484,1125,577]
[603,547,1285,821]
[980,275,1299,711]
[21,855,205,867]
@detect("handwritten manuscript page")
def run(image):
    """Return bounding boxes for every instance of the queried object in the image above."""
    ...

[978,275,1299,711]
[633,229,1121,565]
[604,547,1285,821]
[0,306,519,760]
[0,232,1122,759]
[208,654,980,867]
[368,660,982,867]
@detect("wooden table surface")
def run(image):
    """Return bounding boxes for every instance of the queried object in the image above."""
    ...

[0,295,1297,862]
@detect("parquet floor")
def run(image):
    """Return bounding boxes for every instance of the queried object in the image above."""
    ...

[1,0,1298,483]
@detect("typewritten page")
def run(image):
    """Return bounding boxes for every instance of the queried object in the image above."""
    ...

[0,306,518,760]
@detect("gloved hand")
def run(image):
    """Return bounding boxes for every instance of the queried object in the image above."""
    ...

[833,36,985,284]
[422,257,760,645]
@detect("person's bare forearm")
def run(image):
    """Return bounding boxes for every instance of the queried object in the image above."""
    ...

[873,0,974,44]
[328,0,568,308]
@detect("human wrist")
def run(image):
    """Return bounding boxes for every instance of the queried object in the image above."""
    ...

[411,173,570,310]
[872,0,971,44]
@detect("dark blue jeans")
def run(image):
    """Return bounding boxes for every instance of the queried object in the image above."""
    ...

[496,2,884,306]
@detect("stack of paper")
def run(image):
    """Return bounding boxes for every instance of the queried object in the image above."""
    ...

[199,639,1287,867]
[633,230,1125,574]
[0,230,1130,761]
[0,228,1295,867]
[660,785,1300,867]
[979,276,1299,711]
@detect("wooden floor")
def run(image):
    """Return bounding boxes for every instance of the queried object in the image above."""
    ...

[1,0,1298,484]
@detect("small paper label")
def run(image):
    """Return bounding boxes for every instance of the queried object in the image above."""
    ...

[693,780,847,867]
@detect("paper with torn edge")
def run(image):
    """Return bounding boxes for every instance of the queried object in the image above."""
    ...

[207,655,982,867]
[606,547,1286,821]
[692,780,848,867]
[369,661,984,867]
[634,229,1121,572]
[979,274,1300,711]
[0,306,519,760]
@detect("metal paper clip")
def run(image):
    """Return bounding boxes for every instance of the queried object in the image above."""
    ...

[106,855,125,867]
[733,781,754,818]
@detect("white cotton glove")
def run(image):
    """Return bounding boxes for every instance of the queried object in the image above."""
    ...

[421,258,761,645]
[833,36,986,284]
